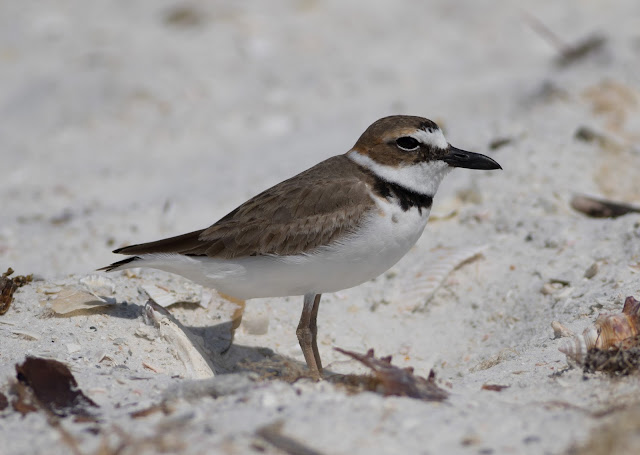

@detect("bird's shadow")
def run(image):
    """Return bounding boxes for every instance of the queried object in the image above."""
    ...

[187,323,329,380]
[103,300,323,380]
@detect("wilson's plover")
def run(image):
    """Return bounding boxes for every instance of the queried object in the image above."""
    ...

[101,115,501,377]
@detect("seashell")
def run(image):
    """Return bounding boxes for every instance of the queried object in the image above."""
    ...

[551,321,574,339]
[559,329,592,364]
[392,245,488,311]
[11,329,41,341]
[47,287,113,315]
[592,296,640,349]
[584,262,599,279]
[79,274,116,296]
[559,296,640,364]
[140,283,202,308]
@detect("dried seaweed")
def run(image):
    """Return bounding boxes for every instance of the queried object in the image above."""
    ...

[1,268,32,315]
[583,346,640,376]
[333,348,448,401]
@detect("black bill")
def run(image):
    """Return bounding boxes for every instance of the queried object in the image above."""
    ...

[443,146,502,170]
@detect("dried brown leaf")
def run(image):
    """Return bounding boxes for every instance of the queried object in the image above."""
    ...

[15,356,98,418]
[570,194,640,218]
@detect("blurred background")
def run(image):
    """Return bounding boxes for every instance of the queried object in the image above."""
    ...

[1,0,639,275]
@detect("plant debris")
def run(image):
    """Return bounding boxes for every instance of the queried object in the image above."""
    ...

[1,268,33,315]
[555,34,606,67]
[488,137,514,150]
[333,348,449,401]
[582,345,640,375]
[570,194,640,218]
[574,126,620,151]
[164,5,206,28]
[482,384,510,392]
[257,421,325,455]
[14,356,98,418]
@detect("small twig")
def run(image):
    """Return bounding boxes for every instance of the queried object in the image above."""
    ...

[523,12,606,66]
[523,12,567,53]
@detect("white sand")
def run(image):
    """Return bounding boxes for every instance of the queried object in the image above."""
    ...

[2,1,640,453]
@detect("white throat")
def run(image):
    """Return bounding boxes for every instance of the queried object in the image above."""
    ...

[347,150,451,196]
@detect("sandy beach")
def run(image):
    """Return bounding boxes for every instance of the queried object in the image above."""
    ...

[2,1,640,453]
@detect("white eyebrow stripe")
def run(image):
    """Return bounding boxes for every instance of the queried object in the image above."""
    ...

[411,129,448,150]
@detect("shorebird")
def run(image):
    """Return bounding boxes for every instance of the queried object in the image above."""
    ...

[101,115,501,377]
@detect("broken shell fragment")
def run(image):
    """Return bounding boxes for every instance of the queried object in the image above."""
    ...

[551,321,574,339]
[48,287,114,315]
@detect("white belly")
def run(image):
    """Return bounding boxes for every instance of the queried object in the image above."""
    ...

[133,198,430,300]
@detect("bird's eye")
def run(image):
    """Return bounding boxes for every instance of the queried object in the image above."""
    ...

[396,136,420,151]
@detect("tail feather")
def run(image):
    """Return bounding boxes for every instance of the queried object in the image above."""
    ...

[97,256,140,272]
[112,229,204,255]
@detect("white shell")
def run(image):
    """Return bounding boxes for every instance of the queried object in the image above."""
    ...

[79,274,116,296]
[558,327,600,365]
[47,286,113,315]
[558,334,590,364]
[140,283,203,308]
[582,326,600,350]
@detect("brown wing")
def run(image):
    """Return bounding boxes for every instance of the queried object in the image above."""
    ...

[112,155,376,259]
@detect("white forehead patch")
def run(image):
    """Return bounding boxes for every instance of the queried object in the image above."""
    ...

[411,128,448,150]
